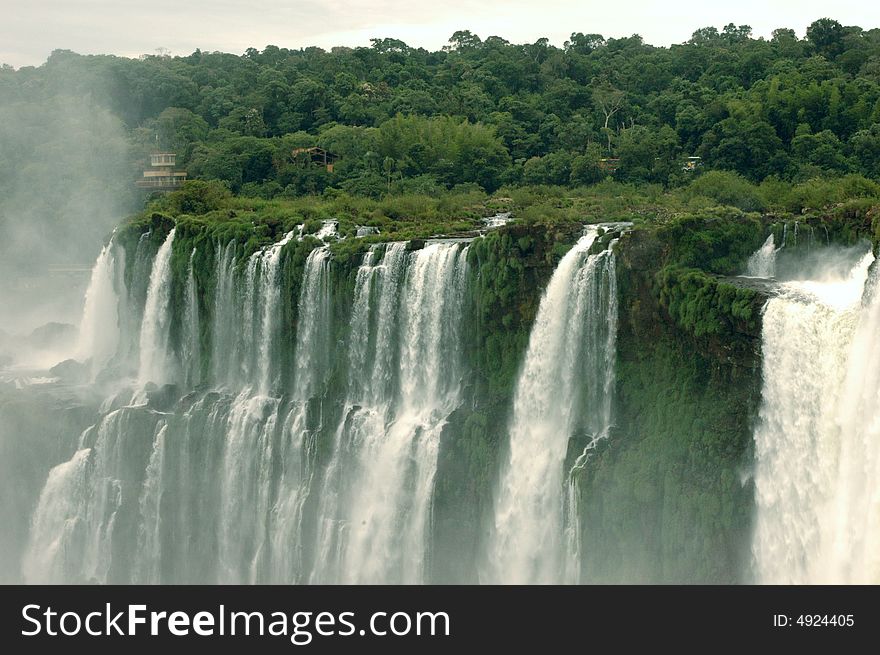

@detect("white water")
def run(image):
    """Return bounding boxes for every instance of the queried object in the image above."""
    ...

[752,249,879,583]
[22,448,92,583]
[211,241,238,387]
[26,233,472,584]
[255,231,295,395]
[485,227,618,584]
[136,421,168,583]
[77,242,122,377]
[181,251,201,387]
[483,212,512,229]
[746,234,777,278]
[829,267,880,582]
[310,241,469,583]
[23,408,167,583]
[138,228,177,386]
[315,220,338,240]
[217,392,280,583]
[268,246,332,583]
[291,247,331,395]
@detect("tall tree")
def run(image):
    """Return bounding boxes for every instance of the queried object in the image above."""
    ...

[591,82,625,153]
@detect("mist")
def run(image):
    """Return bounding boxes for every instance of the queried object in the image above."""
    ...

[0,68,138,369]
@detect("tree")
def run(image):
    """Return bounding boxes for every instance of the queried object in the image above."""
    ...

[770,28,805,59]
[771,28,797,42]
[807,18,845,59]
[218,107,267,137]
[791,126,850,173]
[383,156,396,190]
[616,124,681,183]
[8,18,880,197]
[699,113,786,180]
[591,82,625,153]
[521,152,571,185]
[570,143,605,185]
[447,31,482,51]
[565,33,605,54]
[370,38,409,54]
[154,107,209,161]
[689,27,721,45]
[850,124,880,177]
[721,24,753,44]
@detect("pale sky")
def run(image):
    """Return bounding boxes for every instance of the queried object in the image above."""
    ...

[2,0,879,69]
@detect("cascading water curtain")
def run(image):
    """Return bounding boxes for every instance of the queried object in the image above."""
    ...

[484,226,618,584]
[751,249,880,584]
[310,241,469,584]
[23,231,472,584]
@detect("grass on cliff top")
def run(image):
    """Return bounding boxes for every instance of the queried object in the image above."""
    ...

[127,171,880,249]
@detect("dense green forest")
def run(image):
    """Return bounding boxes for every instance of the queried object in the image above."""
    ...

[3,17,880,201]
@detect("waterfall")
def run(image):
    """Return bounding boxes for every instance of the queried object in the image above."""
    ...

[256,231,295,395]
[207,231,295,392]
[23,408,166,583]
[181,250,201,387]
[268,246,332,583]
[138,228,177,386]
[211,241,238,387]
[77,241,122,378]
[752,249,877,583]
[830,267,880,582]
[315,220,338,240]
[136,421,168,583]
[217,393,281,583]
[22,448,92,583]
[291,247,331,395]
[21,219,631,584]
[746,234,777,278]
[310,241,469,583]
[485,226,619,584]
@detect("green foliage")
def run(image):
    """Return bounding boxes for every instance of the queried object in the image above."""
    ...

[374,114,511,191]
[8,19,880,208]
[575,224,763,582]
[153,180,233,215]
[579,333,758,583]
[656,210,766,273]
[758,174,880,214]
[643,210,768,343]
[658,265,762,337]
[683,170,766,212]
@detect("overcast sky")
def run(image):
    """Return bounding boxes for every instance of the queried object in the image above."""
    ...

[2,0,880,69]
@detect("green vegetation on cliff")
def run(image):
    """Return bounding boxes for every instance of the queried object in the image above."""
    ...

[574,214,767,583]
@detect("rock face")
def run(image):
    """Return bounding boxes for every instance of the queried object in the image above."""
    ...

[49,358,90,383]
[436,220,768,583]
[576,226,764,583]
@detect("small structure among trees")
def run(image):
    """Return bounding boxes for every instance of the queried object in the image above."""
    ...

[292,147,339,172]
[598,158,621,173]
[136,152,187,191]
[683,156,702,172]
